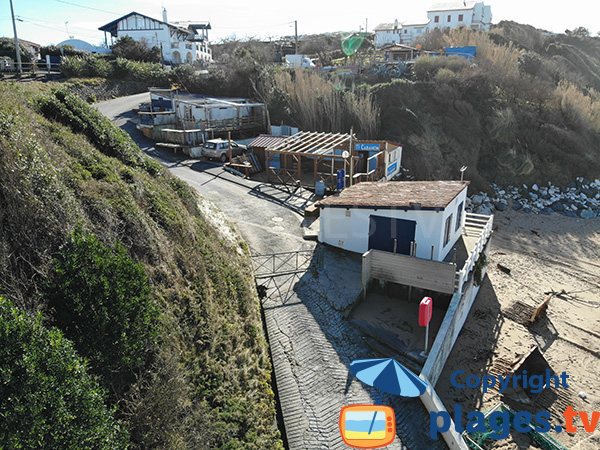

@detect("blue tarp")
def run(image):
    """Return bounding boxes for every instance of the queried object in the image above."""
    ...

[445,46,476,61]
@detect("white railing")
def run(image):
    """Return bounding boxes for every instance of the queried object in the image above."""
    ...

[455,212,494,292]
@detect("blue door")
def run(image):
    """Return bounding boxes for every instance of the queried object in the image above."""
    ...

[368,215,416,255]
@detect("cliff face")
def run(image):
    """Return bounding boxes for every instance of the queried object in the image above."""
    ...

[0,83,282,450]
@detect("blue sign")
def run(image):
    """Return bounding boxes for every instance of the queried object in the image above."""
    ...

[387,162,397,177]
[355,143,380,151]
[337,169,345,190]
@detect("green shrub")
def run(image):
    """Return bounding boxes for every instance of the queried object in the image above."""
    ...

[44,226,159,394]
[0,297,128,449]
[413,55,470,81]
[37,89,163,176]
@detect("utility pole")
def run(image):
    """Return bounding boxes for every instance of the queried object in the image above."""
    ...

[365,18,368,33]
[295,20,298,54]
[9,0,23,75]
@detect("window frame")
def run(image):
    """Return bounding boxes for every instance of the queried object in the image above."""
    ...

[444,214,453,247]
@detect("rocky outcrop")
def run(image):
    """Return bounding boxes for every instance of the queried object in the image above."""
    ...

[468,178,600,219]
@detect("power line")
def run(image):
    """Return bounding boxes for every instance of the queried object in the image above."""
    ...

[54,0,120,15]
[17,17,102,41]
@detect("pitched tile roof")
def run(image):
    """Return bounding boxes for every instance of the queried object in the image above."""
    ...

[316,181,469,209]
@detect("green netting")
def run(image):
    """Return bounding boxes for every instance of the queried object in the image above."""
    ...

[464,403,569,450]
[341,32,367,56]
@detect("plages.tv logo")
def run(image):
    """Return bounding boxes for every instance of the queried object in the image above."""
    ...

[430,369,600,439]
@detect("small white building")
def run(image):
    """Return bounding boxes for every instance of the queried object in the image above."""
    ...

[316,181,469,260]
[99,10,212,65]
[373,21,403,47]
[398,20,431,44]
[374,20,431,47]
[427,1,492,32]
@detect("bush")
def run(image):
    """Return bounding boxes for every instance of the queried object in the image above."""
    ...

[44,226,159,394]
[413,55,470,81]
[112,36,161,63]
[0,296,128,449]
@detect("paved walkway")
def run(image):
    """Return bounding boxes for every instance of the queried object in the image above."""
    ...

[262,255,448,450]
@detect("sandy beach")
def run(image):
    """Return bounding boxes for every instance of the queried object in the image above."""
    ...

[437,209,600,449]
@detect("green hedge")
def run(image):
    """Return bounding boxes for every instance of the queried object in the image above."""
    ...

[44,226,159,395]
[0,297,128,449]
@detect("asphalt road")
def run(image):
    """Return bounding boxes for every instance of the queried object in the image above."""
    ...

[95,94,312,256]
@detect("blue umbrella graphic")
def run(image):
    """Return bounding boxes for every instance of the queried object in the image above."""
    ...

[350,358,428,434]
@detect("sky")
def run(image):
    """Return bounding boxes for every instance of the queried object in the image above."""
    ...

[1,0,599,48]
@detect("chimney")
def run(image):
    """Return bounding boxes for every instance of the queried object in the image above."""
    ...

[162,7,168,23]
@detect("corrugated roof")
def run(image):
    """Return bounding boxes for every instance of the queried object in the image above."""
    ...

[428,1,477,12]
[248,134,288,148]
[316,181,469,209]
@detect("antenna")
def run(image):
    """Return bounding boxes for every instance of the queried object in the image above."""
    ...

[460,166,468,182]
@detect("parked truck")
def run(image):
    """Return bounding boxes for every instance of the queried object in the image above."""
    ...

[285,54,315,69]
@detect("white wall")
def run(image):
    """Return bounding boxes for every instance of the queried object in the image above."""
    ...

[428,8,473,30]
[375,29,402,47]
[319,187,468,260]
[400,25,428,44]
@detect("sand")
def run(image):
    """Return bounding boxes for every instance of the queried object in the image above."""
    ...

[437,209,600,449]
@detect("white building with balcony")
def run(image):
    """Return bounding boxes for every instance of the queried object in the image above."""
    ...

[99,9,212,65]
[427,1,492,32]
[374,2,491,47]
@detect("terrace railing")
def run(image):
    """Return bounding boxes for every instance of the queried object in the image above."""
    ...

[455,213,494,293]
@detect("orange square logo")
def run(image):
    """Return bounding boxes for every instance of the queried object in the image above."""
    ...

[339,405,396,449]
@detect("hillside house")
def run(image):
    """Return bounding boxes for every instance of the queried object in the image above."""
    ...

[427,1,492,32]
[373,21,403,47]
[99,9,212,65]
[374,2,491,46]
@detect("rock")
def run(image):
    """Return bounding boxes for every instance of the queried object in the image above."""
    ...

[582,188,596,198]
[532,184,539,191]
[550,202,566,212]
[472,194,486,205]
[580,209,596,219]
[579,391,587,400]
[565,210,578,218]
[523,207,532,214]
[512,201,523,211]
[540,207,553,215]
[494,201,509,211]
[475,204,493,215]
[530,193,539,201]
[567,181,577,189]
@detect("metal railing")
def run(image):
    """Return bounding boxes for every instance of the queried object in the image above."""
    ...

[251,250,314,278]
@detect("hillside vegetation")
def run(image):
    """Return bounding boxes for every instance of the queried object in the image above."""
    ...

[0,82,282,449]
[367,24,600,190]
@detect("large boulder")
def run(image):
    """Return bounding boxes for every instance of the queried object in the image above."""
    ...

[580,209,596,219]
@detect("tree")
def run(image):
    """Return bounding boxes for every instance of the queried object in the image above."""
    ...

[44,226,158,395]
[0,297,128,449]
[111,36,161,63]
[0,37,32,62]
